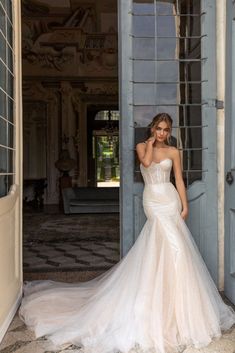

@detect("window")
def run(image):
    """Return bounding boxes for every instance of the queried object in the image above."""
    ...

[133,0,204,187]
[0,0,15,197]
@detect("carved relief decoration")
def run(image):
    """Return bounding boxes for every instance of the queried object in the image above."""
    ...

[22,2,117,74]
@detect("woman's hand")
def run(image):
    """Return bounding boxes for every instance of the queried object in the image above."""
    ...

[181,208,189,220]
[145,135,156,145]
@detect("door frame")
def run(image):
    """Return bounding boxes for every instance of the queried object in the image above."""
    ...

[0,0,23,341]
[224,0,235,303]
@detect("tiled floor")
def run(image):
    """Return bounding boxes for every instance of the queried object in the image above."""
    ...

[0,314,234,353]
[23,209,120,273]
[24,240,120,272]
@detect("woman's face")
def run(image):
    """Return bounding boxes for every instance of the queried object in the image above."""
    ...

[151,121,170,143]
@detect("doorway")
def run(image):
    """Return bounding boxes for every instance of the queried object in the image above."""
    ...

[87,107,119,187]
[21,0,120,280]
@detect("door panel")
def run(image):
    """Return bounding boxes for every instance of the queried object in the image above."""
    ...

[119,0,218,283]
[0,1,23,341]
[224,0,235,304]
[0,186,22,340]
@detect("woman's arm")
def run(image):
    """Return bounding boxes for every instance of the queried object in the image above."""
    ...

[136,137,155,167]
[172,148,189,220]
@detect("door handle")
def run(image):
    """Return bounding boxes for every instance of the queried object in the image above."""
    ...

[226,171,234,185]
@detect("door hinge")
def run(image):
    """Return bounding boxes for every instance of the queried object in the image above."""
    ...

[207,99,224,109]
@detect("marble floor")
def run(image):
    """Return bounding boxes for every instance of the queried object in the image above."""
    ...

[23,208,120,275]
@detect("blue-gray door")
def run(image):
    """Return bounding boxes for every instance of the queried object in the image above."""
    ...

[119,0,219,284]
[224,0,235,304]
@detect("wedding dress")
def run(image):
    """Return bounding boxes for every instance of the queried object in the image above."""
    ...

[19,158,235,353]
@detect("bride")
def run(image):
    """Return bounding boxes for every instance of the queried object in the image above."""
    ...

[19,113,235,353]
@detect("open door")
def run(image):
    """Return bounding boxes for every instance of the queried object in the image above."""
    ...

[0,1,23,341]
[224,0,235,304]
[119,0,219,283]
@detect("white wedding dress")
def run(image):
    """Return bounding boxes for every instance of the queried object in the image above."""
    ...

[19,158,235,353]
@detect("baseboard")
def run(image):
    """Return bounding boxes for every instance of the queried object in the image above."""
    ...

[0,288,22,343]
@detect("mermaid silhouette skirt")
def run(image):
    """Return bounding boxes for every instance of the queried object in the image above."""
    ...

[19,159,235,353]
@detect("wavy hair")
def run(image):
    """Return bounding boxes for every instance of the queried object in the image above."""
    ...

[146,113,173,145]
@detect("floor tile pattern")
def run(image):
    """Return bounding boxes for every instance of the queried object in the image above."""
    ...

[24,240,120,272]
[23,210,120,272]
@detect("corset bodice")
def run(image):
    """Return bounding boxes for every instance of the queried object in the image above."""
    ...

[140,158,172,184]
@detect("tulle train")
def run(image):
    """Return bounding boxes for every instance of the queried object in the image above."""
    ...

[19,210,235,353]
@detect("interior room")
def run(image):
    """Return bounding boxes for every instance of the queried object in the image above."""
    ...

[21,0,120,281]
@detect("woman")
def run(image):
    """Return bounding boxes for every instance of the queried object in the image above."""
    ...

[20,113,235,353]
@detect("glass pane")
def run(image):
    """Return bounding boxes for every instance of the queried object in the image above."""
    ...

[179,0,201,15]
[189,149,202,170]
[179,127,202,148]
[156,61,179,82]
[133,61,155,82]
[134,105,178,126]
[133,1,154,15]
[187,171,202,186]
[6,0,12,22]
[0,117,6,145]
[156,83,178,104]
[7,173,13,191]
[7,121,13,147]
[156,16,177,37]
[6,17,12,46]
[7,44,13,72]
[133,37,155,59]
[179,38,201,59]
[135,126,149,145]
[95,110,120,120]
[7,69,13,97]
[0,175,7,197]
[7,148,13,173]
[182,150,188,171]
[0,60,7,91]
[0,32,6,63]
[134,106,157,126]
[156,1,176,15]
[156,38,177,59]
[133,15,155,37]
[93,134,119,187]
[0,5,5,36]
[0,89,6,117]
[179,15,201,37]
[133,83,155,105]
[7,96,13,122]
[180,61,201,81]
[185,105,201,125]
[0,146,7,173]
[0,0,14,198]
[180,83,201,104]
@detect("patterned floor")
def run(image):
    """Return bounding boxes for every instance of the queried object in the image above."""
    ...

[23,208,120,273]
[24,240,120,272]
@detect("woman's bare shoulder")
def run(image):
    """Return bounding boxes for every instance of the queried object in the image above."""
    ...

[168,146,180,159]
[168,146,179,152]
[136,142,146,150]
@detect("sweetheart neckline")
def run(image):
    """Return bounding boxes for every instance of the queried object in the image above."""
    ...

[151,158,172,165]
[140,158,172,168]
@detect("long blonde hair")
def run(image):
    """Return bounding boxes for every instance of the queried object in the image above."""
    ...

[147,113,173,145]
